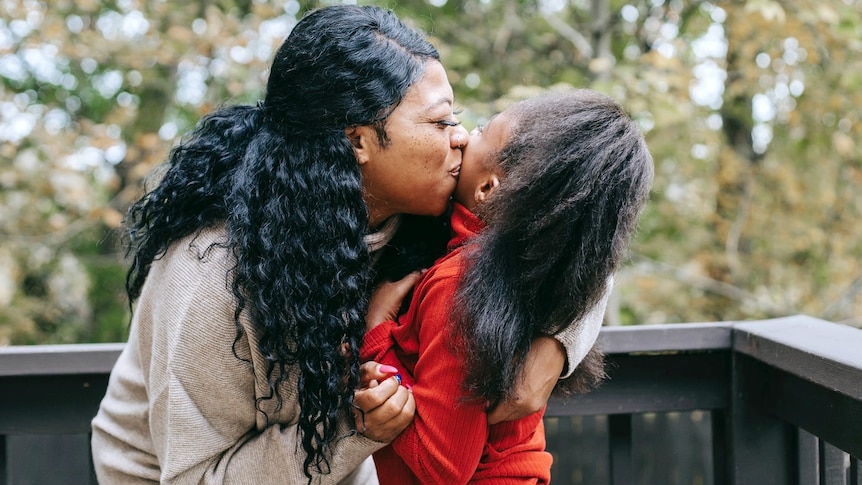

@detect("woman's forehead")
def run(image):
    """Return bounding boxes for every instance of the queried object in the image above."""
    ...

[399,61,453,113]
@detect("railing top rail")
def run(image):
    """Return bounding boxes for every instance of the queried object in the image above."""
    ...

[0,323,736,377]
[3,317,859,392]
[733,314,862,401]
[0,342,125,377]
[598,322,732,354]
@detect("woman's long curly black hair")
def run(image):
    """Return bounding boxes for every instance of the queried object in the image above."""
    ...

[123,5,438,479]
[453,90,654,406]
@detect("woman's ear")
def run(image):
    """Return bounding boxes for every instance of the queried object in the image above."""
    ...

[345,126,376,165]
[475,175,501,204]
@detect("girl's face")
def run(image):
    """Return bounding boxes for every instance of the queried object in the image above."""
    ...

[353,60,468,227]
[453,111,513,212]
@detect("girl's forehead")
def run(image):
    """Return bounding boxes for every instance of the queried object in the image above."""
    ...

[485,112,513,144]
[485,113,501,127]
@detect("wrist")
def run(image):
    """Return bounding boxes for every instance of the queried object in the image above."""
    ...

[534,335,566,377]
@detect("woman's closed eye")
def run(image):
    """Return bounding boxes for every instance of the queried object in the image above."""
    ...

[437,118,461,128]
[434,107,463,128]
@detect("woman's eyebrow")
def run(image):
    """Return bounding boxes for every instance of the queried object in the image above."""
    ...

[423,97,454,114]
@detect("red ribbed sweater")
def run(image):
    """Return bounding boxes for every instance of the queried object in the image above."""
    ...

[361,203,552,485]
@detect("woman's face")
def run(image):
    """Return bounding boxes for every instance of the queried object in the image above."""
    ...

[353,60,468,226]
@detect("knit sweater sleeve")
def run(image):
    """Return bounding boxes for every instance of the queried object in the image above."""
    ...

[553,277,613,378]
[91,230,383,485]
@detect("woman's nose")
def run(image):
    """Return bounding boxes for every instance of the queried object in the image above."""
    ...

[451,124,469,149]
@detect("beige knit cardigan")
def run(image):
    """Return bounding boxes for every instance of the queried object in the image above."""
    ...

[91,226,383,484]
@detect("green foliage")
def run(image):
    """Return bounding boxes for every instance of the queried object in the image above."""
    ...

[1,0,860,344]
[85,256,130,343]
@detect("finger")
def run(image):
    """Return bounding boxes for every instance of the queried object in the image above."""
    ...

[354,374,401,411]
[361,386,415,442]
[368,382,410,419]
[389,270,425,297]
[351,406,367,433]
[359,361,399,387]
[377,387,414,431]
[392,387,416,427]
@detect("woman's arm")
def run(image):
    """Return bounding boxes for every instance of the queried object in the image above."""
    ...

[366,270,425,332]
[486,336,565,425]
[486,277,612,424]
[121,244,407,484]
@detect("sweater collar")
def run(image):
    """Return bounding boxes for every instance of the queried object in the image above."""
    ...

[448,202,485,252]
[365,214,401,253]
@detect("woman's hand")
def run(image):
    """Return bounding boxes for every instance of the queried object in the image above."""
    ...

[486,336,565,424]
[352,361,415,442]
[366,270,425,331]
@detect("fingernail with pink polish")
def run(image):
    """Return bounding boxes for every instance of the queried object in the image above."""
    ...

[379,364,399,374]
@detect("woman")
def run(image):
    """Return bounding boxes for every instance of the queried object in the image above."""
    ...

[91,6,464,484]
[91,4,595,484]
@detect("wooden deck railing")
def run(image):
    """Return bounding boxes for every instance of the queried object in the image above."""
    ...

[1,315,860,484]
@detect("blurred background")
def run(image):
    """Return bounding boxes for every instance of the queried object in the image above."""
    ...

[1,0,860,345]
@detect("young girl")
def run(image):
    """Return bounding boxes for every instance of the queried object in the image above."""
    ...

[362,89,654,484]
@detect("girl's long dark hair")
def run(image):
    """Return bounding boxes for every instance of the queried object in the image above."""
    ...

[453,90,654,405]
[123,5,438,479]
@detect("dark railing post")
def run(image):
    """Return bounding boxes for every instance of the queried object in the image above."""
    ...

[850,457,861,485]
[1,435,6,485]
[5,434,94,484]
[797,429,819,484]
[820,441,846,484]
[712,409,729,485]
[608,414,633,485]
[726,352,796,484]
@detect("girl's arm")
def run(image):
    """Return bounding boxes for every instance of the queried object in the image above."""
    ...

[385,272,489,484]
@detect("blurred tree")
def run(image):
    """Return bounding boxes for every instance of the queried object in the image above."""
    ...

[625,0,862,325]
[0,0,859,344]
[0,0,292,343]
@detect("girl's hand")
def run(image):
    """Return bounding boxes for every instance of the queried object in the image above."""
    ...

[486,336,565,424]
[353,361,415,442]
[366,270,425,331]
